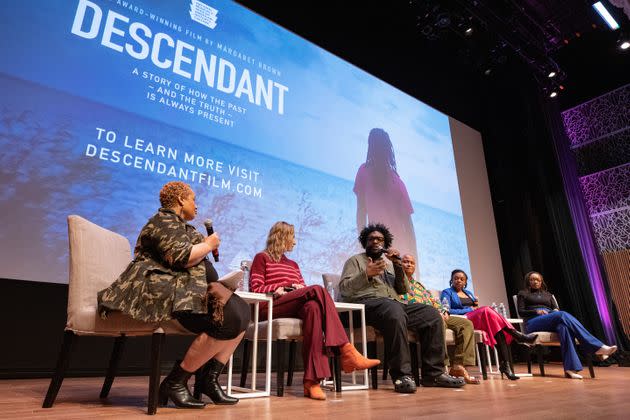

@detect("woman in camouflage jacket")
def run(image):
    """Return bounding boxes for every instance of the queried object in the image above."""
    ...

[97,181,250,409]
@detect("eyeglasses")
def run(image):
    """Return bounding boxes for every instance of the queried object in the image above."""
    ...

[367,236,385,243]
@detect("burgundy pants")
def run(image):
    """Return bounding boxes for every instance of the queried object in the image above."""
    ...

[259,285,348,382]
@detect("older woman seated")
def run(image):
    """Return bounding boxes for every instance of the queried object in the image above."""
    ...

[98,181,250,409]
[441,269,537,380]
[518,271,617,379]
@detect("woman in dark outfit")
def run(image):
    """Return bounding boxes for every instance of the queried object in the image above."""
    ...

[98,181,250,408]
[518,271,617,379]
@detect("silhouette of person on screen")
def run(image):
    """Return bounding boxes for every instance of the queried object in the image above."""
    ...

[354,128,418,264]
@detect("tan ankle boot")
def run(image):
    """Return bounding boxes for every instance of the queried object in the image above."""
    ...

[340,343,380,373]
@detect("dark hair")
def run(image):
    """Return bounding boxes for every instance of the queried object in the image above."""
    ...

[524,271,548,291]
[359,223,393,250]
[449,269,468,288]
[366,128,397,172]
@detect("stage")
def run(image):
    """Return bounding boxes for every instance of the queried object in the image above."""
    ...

[2,364,627,419]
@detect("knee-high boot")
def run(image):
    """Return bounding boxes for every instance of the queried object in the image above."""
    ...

[494,332,519,381]
[504,327,538,346]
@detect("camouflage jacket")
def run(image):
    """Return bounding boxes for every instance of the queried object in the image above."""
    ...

[97,208,208,322]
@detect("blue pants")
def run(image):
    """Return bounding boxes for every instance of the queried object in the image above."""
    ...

[525,311,603,372]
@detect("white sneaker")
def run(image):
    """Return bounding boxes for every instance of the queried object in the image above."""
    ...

[564,370,583,379]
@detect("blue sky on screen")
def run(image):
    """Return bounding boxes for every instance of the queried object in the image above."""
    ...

[0,0,471,289]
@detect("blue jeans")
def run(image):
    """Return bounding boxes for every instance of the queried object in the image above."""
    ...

[525,311,603,372]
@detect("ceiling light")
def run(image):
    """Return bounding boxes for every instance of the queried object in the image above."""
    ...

[592,2,620,30]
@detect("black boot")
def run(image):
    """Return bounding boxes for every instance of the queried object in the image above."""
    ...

[158,362,206,408]
[505,328,538,346]
[499,361,519,381]
[494,332,519,381]
[194,359,239,405]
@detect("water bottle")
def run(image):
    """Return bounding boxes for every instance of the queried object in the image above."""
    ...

[491,302,498,312]
[441,297,450,312]
[498,302,506,318]
[326,279,336,301]
[240,260,250,292]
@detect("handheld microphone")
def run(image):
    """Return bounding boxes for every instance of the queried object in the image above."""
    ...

[377,247,401,261]
[203,219,220,262]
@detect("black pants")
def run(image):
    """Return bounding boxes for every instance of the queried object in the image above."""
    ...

[362,298,445,380]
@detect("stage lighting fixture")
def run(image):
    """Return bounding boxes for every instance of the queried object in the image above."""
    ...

[548,71,556,78]
[435,12,452,29]
[616,31,630,50]
[549,91,558,98]
[592,2,620,30]
[464,27,473,36]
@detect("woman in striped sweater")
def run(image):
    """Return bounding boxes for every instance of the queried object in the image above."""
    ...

[250,221,379,400]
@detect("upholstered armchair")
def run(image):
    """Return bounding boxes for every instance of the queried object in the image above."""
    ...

[43,215,193,415]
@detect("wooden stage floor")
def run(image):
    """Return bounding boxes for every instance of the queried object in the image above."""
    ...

[1,364,628,419]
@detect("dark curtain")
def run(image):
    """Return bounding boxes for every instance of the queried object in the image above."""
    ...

[479,61,625,345]
[542,99,628,349]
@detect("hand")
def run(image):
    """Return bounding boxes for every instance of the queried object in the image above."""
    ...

[384,248,401,264]
[206,282,232,304]
[441,312,450,321]
[274,286,288,297]
[366,257,386,277]
[536,309,548,315]
[292,283,305,289]
[204,232,220,251]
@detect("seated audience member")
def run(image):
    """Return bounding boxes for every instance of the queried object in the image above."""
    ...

[98,181,250,409]
[441,269,537,380]
[518,271,617,379]
[340,224,465,393]
[400,255,479,384]
[249,221,379,400]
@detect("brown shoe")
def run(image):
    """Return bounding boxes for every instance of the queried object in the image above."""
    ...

[340,343,380,373]
[449,365,480,385]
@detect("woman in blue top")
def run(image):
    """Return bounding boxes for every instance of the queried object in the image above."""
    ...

[441,269,537,380]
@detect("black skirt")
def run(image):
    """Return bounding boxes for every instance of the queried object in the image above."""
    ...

[173,260,250,339]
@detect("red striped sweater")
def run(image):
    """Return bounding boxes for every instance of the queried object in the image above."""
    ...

[249,252,305,294]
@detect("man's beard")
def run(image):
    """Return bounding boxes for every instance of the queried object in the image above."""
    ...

[365,246,384,259]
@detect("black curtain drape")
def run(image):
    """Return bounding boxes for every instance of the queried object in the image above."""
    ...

[479,61,624,345]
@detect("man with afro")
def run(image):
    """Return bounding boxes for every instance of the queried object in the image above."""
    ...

[340,223,464,392]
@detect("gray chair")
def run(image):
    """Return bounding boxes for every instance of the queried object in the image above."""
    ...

[512,294,595,378]
[43,215,193,415]
[239,316,305,396]
[239,272,342,395]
